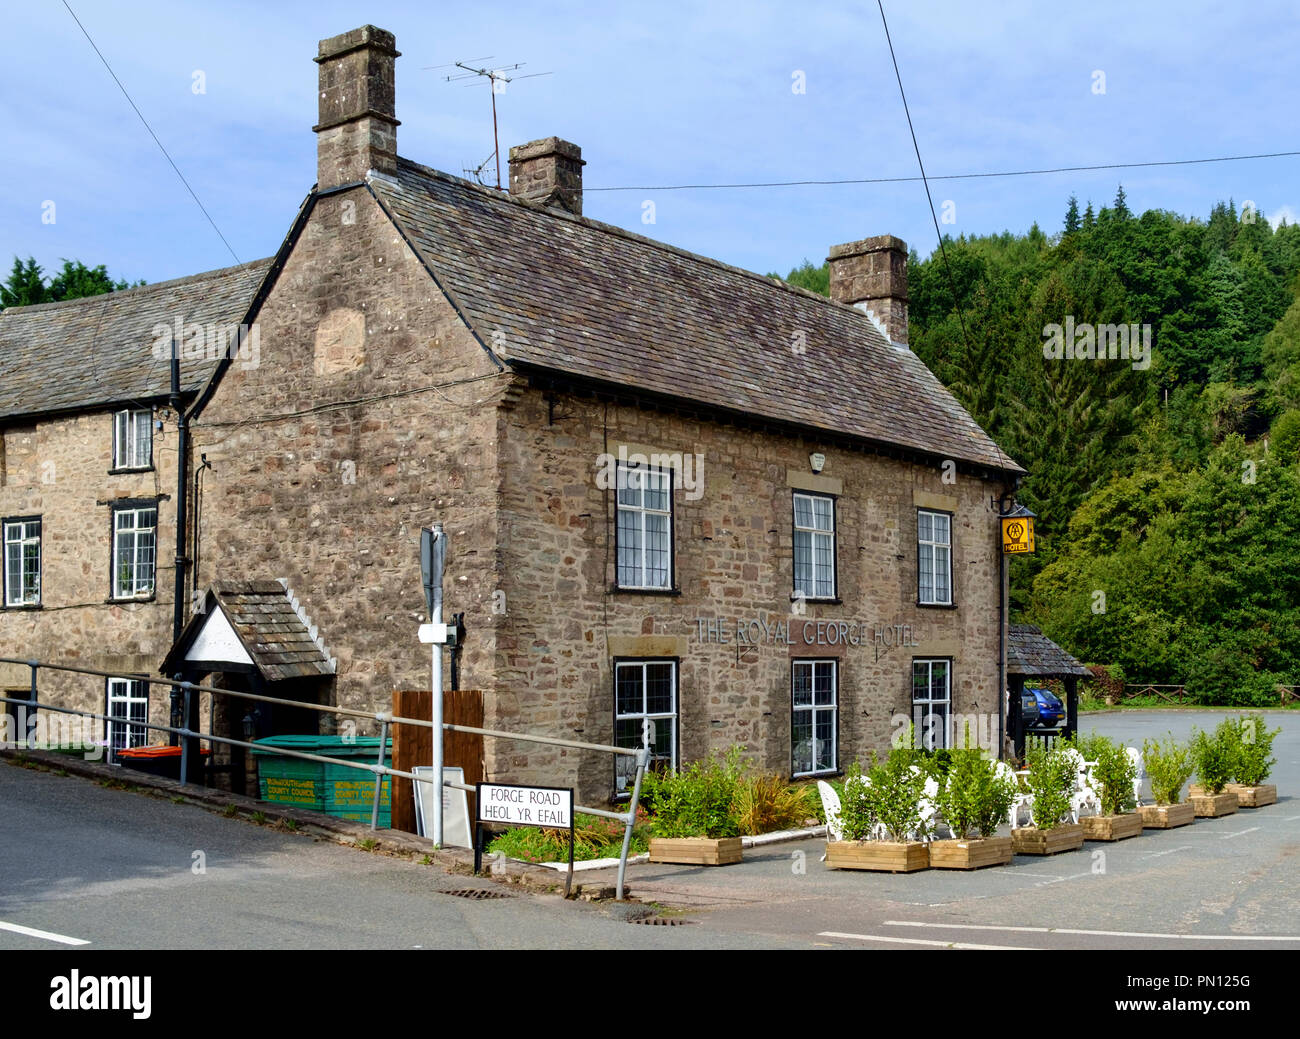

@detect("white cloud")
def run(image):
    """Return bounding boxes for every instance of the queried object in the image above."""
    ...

[1268,205,1298,229]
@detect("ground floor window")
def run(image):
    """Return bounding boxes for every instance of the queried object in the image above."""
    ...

[792,659,837,776]
[912,658,951,750]
[106,677,148,762]
[613,659,677,794]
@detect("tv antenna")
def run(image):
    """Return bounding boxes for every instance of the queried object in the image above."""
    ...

[428,58,553,189]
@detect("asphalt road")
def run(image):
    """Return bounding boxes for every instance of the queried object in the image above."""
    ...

[2,709,1296,952]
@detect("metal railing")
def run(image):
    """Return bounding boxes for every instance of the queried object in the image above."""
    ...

[0,657,649,900]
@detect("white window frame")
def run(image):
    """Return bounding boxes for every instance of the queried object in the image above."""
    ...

[917,508,953,605]
[792,659,837,777]
[912,658,952,750]
[112,408,153,470]
[112,505,157,599]
[793,492,835,599]
[615,463,673,590]
[613,659,677,794]
[106,677,149,762]
[3,517,41,607]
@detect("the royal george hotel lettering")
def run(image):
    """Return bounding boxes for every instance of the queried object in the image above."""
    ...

[694,616,920,648]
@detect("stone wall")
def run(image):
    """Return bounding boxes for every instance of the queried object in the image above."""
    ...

[492,388,1005,802]
[0,408,182,741]
[190,184,505,733]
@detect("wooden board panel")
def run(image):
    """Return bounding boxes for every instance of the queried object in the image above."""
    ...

[1189,792,1238,817]
[1081,813,1144,840]
[649,837,743,866]
[824,841,929,872]
[390,689,484,834]
[1139,803,1195,828]
[1012,824,1085,855]
[929,836,1014,869]
[1226,783,1277,808]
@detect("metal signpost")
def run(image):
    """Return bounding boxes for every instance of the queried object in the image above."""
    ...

[418,524,452,847]
[475,782,577,896]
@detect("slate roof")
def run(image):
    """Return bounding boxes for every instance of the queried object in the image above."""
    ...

[0,259,271,423]
[369,158,1023,474]
[1007,624,1090,678]
[162,580,334,682]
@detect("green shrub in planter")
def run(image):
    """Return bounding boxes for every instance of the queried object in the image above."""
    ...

[1142,734,1194,805]
[935,747,1018,839]
[1089,736,1138,815]
[839,754,929,842]
[1231,716,1281,786]
[1190,721,1237,795]
[1024,736,1074,829]
[641,746,744,839]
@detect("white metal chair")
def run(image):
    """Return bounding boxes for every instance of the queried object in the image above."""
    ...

[818,780,843,861]
[1126,746,1144,807]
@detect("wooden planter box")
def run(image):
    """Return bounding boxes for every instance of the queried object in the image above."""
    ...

[824,840,929,873]
[1081,813,1144,841]
[929,836,1014,870]
[1139,803,1195,829]
[1225,783,1277,808]
[648,837,742,866]
[1188,791,1238,818]
[1011,823,1085,855]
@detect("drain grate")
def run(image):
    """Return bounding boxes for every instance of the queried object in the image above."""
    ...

[629,915,694,926]
[443,888,513,900]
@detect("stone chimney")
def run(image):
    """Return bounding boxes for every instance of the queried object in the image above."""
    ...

[508,137,585,215]
[313,25,401,190]
[827,235,909,346]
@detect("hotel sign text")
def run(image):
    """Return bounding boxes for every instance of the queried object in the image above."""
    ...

[694,616,920,648]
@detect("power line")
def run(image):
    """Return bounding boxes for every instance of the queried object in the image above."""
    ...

[584,149,1300,193]
[61,1,243,269]
[875,0,1015,480]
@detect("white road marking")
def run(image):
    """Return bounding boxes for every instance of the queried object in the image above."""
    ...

[0,920,90,946]
[1220,827,1260,840]
[1283,814,1300,822]
[819,931,1029,950]
[883,920,1300,942]
[1143,845,1192,859]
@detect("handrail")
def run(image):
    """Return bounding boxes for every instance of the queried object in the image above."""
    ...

[0,656,648,899]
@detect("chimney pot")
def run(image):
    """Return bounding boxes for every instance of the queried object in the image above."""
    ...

[508,137,586,215]
[313,25,401,189]
[827,235,909,346]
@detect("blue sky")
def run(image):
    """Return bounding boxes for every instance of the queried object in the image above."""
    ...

[3,0,1297,286]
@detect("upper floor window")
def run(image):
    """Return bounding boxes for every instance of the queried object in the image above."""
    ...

[616,464,672,590]
[917,508,952,605]
[793,492,835,599]
[112,409,153,471]
[112,504,157,599]
[2,517,41,607]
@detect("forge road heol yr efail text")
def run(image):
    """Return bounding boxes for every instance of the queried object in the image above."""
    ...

[50,971,151,1020]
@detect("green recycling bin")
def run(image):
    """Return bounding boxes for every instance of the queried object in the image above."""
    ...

[252,735,391,825]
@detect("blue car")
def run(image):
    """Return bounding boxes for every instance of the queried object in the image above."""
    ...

[1026,687,1065,728]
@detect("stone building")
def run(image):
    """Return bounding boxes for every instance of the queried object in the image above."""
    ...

[2,24,1024,803]
[0,261,267,757]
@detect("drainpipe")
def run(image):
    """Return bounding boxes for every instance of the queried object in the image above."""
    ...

[170,340,189,645]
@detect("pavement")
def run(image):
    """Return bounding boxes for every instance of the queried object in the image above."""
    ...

[2,708,1296,950]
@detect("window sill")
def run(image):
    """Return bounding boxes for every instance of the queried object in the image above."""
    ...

[610,585,682,597]
[1,602,43,611]
[916,601,958,610]
[108,466,155,476]
[107,594,157,605]
[793,768,842,782]
[793,595,841,605]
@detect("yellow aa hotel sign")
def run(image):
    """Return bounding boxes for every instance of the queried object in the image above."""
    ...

[1002,515,1035,554]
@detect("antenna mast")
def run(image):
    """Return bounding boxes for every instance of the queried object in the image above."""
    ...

[435,59,553,189]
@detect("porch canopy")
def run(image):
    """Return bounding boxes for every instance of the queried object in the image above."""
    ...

[1007,623,1090,756]
[160,580,335,782]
